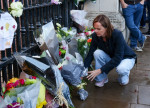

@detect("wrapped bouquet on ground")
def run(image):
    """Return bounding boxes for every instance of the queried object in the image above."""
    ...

[14,53,74,108]
[0,76,47,108]
[58,46,88,100]
[34,21,60,65]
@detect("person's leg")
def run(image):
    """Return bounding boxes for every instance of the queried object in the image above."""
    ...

[116,58,135,85]
[122,4,144,48]
[134,3,146,46]
[93,49,111,82]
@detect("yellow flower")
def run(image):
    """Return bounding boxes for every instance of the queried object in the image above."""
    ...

[7,78,19,84]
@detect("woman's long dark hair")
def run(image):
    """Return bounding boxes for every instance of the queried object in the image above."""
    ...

[93,14,114,39]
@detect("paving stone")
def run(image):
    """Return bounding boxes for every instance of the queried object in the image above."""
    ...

[138,86,150,105]
[130,104,150,108]
[84,81,138,104]
[72,97,130,108]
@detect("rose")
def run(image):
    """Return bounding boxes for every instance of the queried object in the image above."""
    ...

[87,38,92,43]
[19,79,25,85]
[10,2,23,10]
[9,1,23,17]
[6,83,14,90]
[13,80,20,87]
[32,76,37,79]
[10,9,23,17]
[59,51,61,56]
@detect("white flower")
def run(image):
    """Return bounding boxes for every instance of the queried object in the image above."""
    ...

[10,1,23,17]
[10,9,23,17]
[10,2,23,10]
[56,23,61,28]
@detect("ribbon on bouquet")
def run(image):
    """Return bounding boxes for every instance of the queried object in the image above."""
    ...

[76,82,87,90]
[52,83,69,108]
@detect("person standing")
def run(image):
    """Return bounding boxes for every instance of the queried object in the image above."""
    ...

[120,0,147,51]
[144,0,150,35]
[84,14,136,87]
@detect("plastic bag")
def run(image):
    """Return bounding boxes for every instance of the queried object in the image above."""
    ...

[15,54,56,94]
[0,96,7,108]
[4,80,41,108]
[70,10,89,30]
[60,49,88,100]
[34,21,60,64]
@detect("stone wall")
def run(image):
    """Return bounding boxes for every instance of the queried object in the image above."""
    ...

[83,0,129,42]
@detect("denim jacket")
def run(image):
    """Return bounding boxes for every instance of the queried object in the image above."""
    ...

[84,29,136,74]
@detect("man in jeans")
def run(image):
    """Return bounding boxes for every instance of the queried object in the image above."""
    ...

[120,0,147,51]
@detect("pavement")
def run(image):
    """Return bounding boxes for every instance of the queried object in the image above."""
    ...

[72,28,150,108]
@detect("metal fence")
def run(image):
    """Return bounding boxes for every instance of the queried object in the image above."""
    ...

[0,0,82,91]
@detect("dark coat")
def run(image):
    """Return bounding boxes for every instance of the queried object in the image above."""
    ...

[84,29,136,74]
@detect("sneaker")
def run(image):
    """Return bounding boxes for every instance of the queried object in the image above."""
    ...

[132,47,143,52]
[118,75,129,86]
[140,25,146,29]
[143,31,150,36]
[140,36,147,49]
[95,78,108,87]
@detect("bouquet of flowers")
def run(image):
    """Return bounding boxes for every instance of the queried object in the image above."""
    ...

[34,21,60,65]
[84,27,94,37]
[57,46,88,100]
[56,23,77,42]
[1,76,47,108]
[9,0,23,17]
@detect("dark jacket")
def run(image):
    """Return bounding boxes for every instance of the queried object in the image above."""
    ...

[84,29,136,74]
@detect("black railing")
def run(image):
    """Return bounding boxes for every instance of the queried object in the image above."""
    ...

[0,0,81,91]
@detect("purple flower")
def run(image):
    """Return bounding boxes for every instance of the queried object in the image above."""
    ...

[51,0,61,4]
[7,102,20,108]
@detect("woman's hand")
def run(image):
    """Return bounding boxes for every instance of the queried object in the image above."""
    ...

[86,69,101,81]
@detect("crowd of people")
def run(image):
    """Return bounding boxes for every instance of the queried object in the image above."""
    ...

[84,0,149,87]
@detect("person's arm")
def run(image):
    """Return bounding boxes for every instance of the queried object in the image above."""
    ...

[120,0,128,8]
[140,0,145,4]
[87,69,101,81]
[84,33,97,68]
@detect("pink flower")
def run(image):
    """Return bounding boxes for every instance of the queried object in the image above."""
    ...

[13,80,20,87]
[13,25,15,29]
[1,26,3,30]
[6,83,14,90]
[62,46,66,50]
[66,56,70,60]
[19,79,25,85]
[51,0,61,4]
[84,32,89,36]
[32,76,36,79]
[59,51,61,56]
[91,29,94,32]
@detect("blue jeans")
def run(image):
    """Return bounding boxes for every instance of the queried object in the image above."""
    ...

[93,50,135,84]
[122,3,145,48]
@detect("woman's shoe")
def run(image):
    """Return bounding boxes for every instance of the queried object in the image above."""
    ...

[95,78,108,87]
